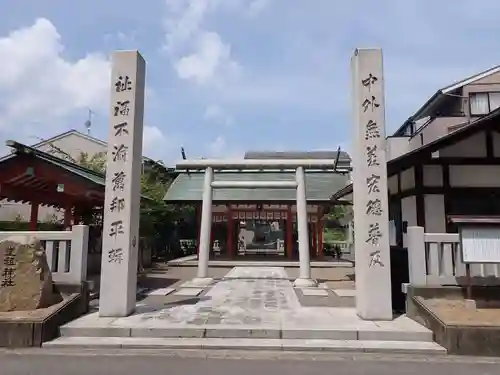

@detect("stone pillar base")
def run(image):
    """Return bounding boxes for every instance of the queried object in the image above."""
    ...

[190,277,214,287]
[293,278,318,288]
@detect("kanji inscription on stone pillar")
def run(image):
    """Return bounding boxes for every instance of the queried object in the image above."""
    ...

[351,48,392,320]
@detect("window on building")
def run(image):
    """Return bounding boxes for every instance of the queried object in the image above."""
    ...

[469,92,500,115]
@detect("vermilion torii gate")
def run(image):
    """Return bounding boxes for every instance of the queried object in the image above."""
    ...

[175,159,338,288]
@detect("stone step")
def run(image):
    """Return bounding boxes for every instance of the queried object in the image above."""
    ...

[43,336,446,355]
[60,325,433,342]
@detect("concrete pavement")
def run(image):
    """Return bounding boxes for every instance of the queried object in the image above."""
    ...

[49,267,442,354]
[1,349,500,375]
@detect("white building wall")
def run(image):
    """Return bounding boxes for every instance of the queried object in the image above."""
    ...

[387,137,410,160]
[450,165,500,187]
[401,196,417,246]
[423,165,443,187]
[388,175,399,194]
[424,195,446,233]
[35,132,106,161]
[400,167,415,191]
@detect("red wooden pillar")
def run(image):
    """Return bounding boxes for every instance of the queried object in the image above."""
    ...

[286,205,293,259]
[29,201,39,231]
[318,213,324,259]
[227,204,234,258]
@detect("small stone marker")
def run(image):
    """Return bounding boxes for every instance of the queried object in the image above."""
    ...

[0,237,62,312]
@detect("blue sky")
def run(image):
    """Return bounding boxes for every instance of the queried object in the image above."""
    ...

[0,0,500,164]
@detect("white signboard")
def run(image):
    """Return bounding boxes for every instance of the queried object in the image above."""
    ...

[461,227,500,263]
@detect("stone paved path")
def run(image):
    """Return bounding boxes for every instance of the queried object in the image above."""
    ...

[61,267,431,338]
[138,267,300,326]
[50,266,445,353]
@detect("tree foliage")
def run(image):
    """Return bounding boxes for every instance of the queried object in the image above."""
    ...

[49,146,192,245]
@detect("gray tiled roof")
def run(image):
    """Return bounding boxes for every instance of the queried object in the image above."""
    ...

[164,171,349,202]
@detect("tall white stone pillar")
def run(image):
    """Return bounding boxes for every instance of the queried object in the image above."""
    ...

[99,50,145,317]
[294,166,316,287]
[193,167,214,286]
[351,48,393,320]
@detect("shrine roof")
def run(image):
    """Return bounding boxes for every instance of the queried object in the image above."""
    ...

[164,171,349,203]
[0,140,106,207]
[2,140,106,186]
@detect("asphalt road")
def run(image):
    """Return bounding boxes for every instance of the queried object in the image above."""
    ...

[1,349,500,375]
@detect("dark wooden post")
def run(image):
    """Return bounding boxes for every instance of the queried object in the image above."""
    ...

[312,221,318,259]
[318,210,324,259]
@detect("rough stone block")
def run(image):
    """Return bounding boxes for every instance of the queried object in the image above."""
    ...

[0,237,62,312]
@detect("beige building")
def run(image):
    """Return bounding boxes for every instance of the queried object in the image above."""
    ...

[333,64,500,246]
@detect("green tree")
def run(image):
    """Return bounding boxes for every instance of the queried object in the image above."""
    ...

[68,151,193,256]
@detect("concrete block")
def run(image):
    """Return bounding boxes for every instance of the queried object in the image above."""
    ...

[60,326,131,337]
[43,336,123,349]
[204,326,281,339]
[361,340,447,354]
[281,339,363,352]
[300,289,329,296]
[282,328,357,340]
[333,289,356,297]
[146,288,175,296]
[358,329,432,342]
[130,327,205,338]
[174,288,203,297]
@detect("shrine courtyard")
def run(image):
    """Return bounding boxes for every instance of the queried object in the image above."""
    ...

[45,265,444,354]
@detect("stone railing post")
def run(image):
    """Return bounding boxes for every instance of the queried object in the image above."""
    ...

[407,226,427,286]
[70,225,89,283]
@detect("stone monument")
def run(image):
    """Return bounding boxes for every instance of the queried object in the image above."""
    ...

[351,48,393,320]
[99,50,146,317]
[0,236,62,312]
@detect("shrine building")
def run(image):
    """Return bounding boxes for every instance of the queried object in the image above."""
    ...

[164,151,351,259]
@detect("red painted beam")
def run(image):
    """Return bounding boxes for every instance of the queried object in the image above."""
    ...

[0,183,100,208]
[0,156,104,198]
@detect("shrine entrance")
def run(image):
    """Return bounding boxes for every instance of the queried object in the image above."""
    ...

[204,203,328,260]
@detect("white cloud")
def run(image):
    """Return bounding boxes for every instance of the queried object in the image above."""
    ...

[163,0,241,87]
[248,0,271,16]
[0,18,110,130]
[174,31,240,86]
[206,134,244,158]
[103,31,137,48]
[203,104,233,125]
[163,0,211,54]
[142,125,171,160]
[208,135,226,157]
